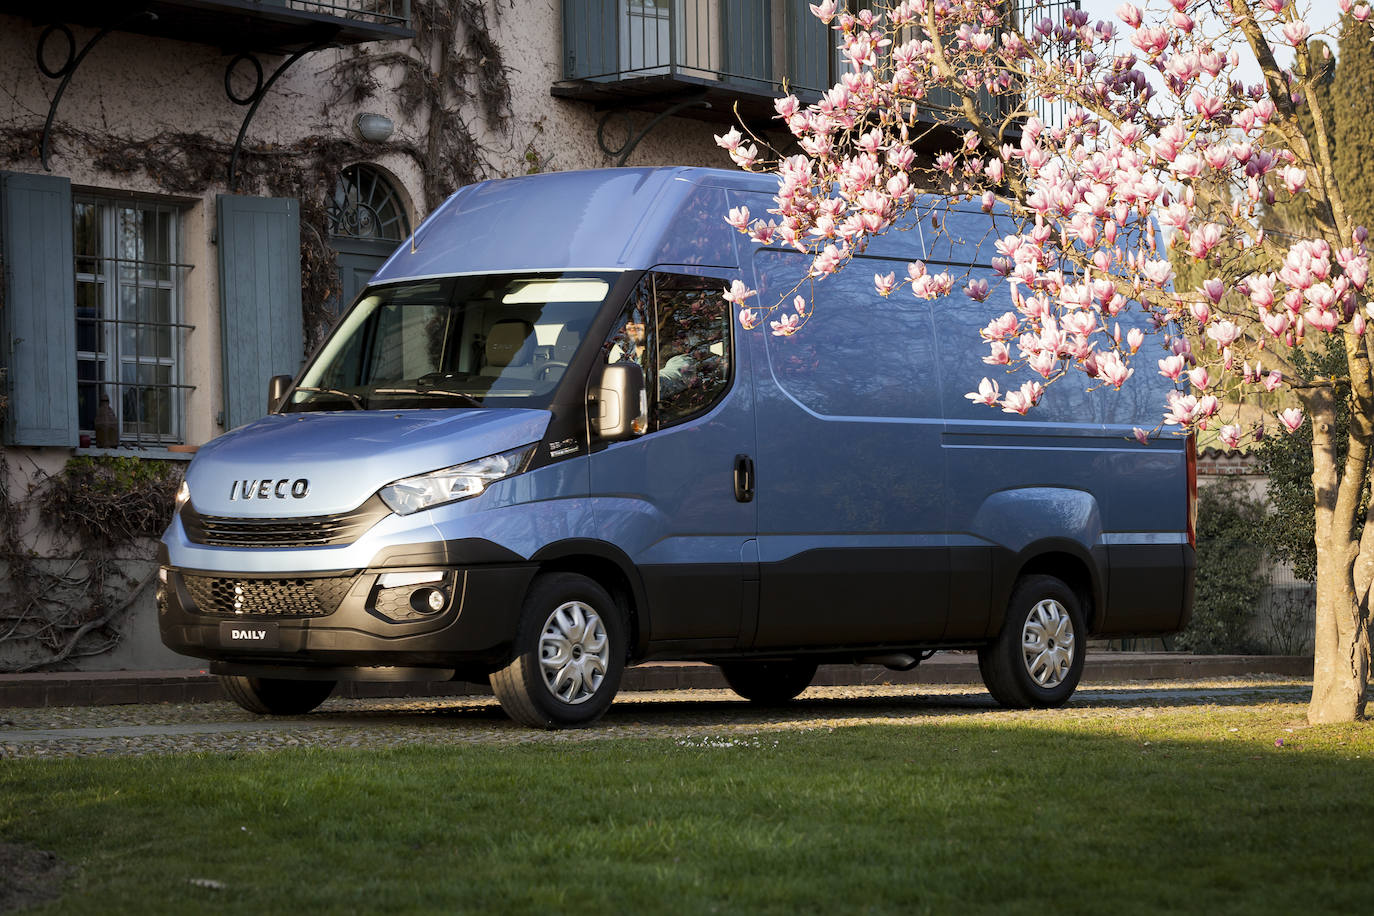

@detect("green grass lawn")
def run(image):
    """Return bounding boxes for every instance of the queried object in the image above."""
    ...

[3,705,1372,914]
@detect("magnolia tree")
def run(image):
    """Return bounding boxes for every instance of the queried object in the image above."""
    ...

[717,0,1374,722]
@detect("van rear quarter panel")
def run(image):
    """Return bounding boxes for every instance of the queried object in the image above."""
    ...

[935,268,1191,638]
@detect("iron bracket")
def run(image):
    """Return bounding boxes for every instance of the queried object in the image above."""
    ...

[596,96,711,167]
[224,41,329,191]
[36,12,158,171]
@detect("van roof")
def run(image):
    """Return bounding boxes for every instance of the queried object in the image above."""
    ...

[371,167,778,284]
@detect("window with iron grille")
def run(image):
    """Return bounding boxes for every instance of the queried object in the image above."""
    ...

[73,197,193,445]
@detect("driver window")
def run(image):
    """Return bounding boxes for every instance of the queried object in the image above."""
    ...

[602,271,732,431]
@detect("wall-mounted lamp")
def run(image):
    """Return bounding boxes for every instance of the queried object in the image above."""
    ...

[355,112,394,143]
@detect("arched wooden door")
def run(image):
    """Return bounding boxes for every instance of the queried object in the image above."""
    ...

[326,164,412,314]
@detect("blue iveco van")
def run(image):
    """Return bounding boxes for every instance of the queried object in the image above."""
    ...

[158,167,1196,728]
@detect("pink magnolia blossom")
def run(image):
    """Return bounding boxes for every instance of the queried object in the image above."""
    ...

[722,280,757,305]
[983,341,1011,365]
[1097,351,1133,388]
[1202,278,1226,304]
[770,313,802,337]
[965,377,1001,407]
[1001,381,1044,415]
[1280,167,1307,194]
[1282,20,1311,46]
[1206,320,1243,349]
[874,272,897,296]
[1158,354,1186,381]
[1279,408,1305,433]
[726,206,750,232]
[1219,425,1242,449]
[738,308,760,330]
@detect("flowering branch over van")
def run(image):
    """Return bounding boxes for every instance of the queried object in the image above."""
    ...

[722,0,1374,724]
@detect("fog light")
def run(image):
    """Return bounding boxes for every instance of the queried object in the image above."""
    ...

[370,570,455,622]
[411,587,447,614]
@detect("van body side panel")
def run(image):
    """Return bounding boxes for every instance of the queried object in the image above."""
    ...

[746,247,950,648]
[590,278,756,645]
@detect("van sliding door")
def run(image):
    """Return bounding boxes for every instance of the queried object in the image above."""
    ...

[746,251,949,648]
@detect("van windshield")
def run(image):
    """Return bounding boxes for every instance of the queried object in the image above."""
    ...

[283,272,617,412]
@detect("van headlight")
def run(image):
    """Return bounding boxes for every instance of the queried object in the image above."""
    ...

[378,445,536,516]
[175,480,191,511]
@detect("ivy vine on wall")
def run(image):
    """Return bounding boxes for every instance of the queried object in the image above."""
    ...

[1,454,181,671]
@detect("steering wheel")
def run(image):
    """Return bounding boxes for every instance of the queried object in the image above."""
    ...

[537,361,568,381]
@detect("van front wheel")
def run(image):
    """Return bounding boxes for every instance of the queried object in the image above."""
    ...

[218,675,336,715]
[719,659,818,705]
[978,574,1085,709]
[491,572,626,729]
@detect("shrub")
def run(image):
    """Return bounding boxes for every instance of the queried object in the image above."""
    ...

[1177,480,1269,654]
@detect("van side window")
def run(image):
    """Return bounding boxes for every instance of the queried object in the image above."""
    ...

[754,250,941,418]
[603,271,733,431]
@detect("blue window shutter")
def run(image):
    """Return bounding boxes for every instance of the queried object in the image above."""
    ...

[216,195,302,431]
[0,171,77,446]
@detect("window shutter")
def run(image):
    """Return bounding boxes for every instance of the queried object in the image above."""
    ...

[216,194,302,432]
[0,171,77,446]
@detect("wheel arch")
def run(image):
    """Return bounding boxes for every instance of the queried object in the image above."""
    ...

[529,539,651,658]
[995,540,1104,636]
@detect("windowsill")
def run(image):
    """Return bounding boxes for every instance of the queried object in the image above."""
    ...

[73,446,197,462]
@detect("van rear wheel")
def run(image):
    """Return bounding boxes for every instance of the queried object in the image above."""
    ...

[491,572,626,729]
[978,574,1085,708]
[719,659,818,705]
[218,675,336,715]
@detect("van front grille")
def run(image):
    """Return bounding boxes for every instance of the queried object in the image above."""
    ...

[183,574,357,617]
[181,496,390,548]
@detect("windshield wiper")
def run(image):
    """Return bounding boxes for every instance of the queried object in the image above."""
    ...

[373,386,482,407]
[292,386,364,409]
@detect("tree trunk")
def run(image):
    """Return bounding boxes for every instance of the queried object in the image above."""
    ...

[1310,548,1369,722]
[1306,387,1370,723]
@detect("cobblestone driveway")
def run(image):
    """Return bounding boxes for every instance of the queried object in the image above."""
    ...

[0,677,1312,760]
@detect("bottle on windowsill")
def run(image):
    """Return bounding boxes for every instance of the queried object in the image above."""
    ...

[94,393,118,448]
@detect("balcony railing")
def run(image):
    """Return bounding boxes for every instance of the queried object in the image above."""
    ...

[259,0,409,29]
[558,0,1077,129]
[0,0,413,53]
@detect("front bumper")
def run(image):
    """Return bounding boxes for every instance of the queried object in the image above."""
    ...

[157,557,537,673]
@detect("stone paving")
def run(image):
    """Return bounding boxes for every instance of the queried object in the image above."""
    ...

[0,676,1313,760]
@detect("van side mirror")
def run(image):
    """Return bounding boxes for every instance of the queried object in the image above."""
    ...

[591,363,647,441]
[267,375,294,413]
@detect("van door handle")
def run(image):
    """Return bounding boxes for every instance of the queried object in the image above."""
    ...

[733,454,755,503]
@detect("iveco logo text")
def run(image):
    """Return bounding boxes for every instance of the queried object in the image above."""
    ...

[229,478,310,500]
[231,628,268,640]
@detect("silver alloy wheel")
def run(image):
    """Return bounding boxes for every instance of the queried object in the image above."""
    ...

[538,600,609,705]
[1021,598,1075,688]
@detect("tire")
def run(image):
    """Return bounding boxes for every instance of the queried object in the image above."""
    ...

[719,659,818,705]
[218,675,336,715]
[490,572,627,729]
[978,574,1085,709]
